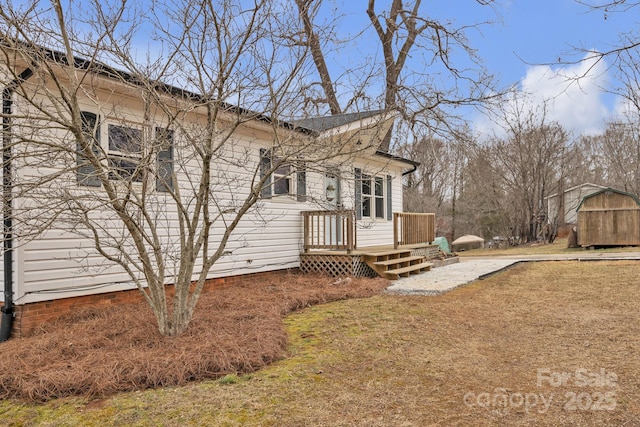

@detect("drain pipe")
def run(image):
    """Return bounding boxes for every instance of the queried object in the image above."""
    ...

[402,162,418,176]
[1,68,34,342]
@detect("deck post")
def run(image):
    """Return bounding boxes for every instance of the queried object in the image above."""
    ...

[303,213,309,253]
[393,212,399,249]
[346,212,354,253]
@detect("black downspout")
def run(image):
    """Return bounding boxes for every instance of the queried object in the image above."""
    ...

[1,68,34,342]
[402,163,418,176]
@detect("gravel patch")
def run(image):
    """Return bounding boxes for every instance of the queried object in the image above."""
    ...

[386,259,520,295]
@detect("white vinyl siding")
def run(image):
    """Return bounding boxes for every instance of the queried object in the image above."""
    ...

[7,82,407,305]
[15,159,405,304]
[14,135,322,304]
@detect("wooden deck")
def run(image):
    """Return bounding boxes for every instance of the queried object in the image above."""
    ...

[299,210,438,278]
[299,243,440,278]
[301,211,436,253]
[302,243,435,256]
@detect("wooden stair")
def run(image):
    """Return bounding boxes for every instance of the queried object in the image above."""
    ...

[362,249,433,280]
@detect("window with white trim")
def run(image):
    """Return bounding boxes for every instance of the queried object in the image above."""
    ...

[374,176,384,219]
[361,174,372,217]
[355,169,392,220]
[259,149,306,200]
[273,160,291,195]
[108,124,143,182]
[77,111,101,187]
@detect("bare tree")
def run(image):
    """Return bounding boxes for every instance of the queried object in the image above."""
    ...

[0,0,387,336]
[293,0,500,151]
[592,120,640,195]
[456,143,513,241]
[488,95,571,243]
[293,0,342,115]
[401,135,451,215]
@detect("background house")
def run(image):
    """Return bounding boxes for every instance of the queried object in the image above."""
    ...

[546,183,606,235]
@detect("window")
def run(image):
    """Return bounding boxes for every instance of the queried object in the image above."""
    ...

[273,161,291,195]
[374,176,384,219]
[156,127,174,192]
[77,111,101,187]
[108,124,143,182]
[361,174,372,217]
[355,168,392,220]
[259,149,305,200]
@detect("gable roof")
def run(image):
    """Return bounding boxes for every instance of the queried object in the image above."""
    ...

[294,110,385,132]
[293,111,418,169]
[575,187,640,211]
[545,182,607,200]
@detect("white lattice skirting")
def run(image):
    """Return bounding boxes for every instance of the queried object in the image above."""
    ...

[299,254,377,277]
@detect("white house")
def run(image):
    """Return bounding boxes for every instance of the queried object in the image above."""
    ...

[546,183,607,225]
[0,44,432,337]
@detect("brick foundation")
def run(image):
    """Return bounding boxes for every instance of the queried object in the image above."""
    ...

[7,269,296,338]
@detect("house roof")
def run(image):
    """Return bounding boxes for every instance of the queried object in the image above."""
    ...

[545,182,607,200]
[294,111,419,168]
[373,149,420,168]
[3,39,317,134]
[575,187,640,211]
[294,110,385,132]
[7,39,419,170]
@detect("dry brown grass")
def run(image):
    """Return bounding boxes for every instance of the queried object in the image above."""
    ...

[0,272,388,402]
[1,261,639,426]
[252,260,640,426]
[149,260,636,427]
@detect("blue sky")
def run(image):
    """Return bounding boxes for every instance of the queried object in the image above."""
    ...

[324,0,639,137]
[468,0,628,84]
[435,0,639,136]
[22,0,637,137]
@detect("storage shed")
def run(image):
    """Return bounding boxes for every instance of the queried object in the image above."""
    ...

[577,188,640,247]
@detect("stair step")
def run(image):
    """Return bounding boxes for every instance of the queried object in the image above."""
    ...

[362,249,412,258]
[384,262,433,280]
[373,255,425,267]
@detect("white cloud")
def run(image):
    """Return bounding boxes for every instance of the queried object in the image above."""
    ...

[475,54,615,138]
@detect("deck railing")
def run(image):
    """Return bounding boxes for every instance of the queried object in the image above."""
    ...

[301,210,356,252]
[393,212,436,249]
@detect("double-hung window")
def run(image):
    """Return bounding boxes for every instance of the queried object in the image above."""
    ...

[361,174,372,217]
[273,160,291,195]
[77,111,102,187]
[355,168,392,220]
[259,148,306,200]
[374,176,385,219]
[108,124,143,182]
[77,117,174,190]
[156,127,174,192]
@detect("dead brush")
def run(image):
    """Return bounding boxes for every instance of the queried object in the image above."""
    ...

[0,272,388,402]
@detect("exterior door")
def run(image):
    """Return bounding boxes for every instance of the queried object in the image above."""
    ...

[324,173,342,245]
